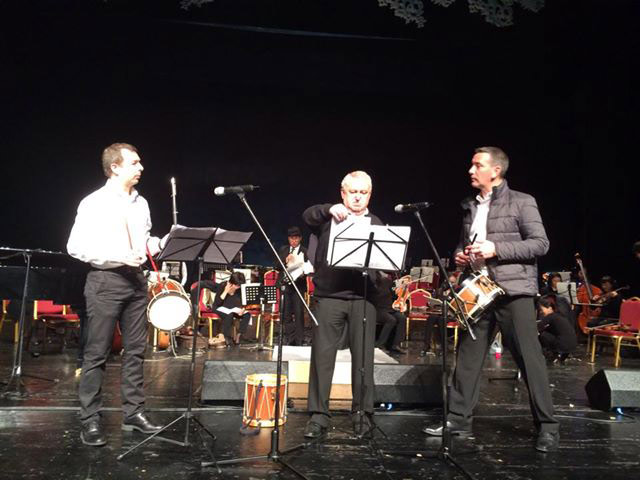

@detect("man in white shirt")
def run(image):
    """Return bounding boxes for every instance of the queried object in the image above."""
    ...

[422,147,559,452]
[277,226,309,346]
[67,143,164,446]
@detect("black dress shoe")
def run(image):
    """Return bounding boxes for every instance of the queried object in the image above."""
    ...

[303,421,327,439]
[422,420,472,436]
[122,412,163,434]
[80,420,107,447]
[535,431,559,452]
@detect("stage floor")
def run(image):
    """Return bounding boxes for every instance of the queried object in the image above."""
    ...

[1,337,639,479]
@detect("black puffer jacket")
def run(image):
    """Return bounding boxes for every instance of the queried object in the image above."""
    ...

[455,181,549,296]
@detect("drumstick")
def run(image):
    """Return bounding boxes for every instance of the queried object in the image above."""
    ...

[468,234,479,271]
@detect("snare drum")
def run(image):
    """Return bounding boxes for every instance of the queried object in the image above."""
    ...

[242,373,287,427]
[448,272,505,325]
[147,279,192,332]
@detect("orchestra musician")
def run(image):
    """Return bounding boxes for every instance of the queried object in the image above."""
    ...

[67,143,165,446]
[540,272,572,323]
[302,170,382,438]
[422,146,560,452]
[210,272,251,347]
[277,226,309,346]
[586,275,623,328]
[537,295,577,363]
[373,272,407,354]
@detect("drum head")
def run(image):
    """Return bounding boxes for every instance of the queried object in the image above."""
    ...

[148,292,191,331]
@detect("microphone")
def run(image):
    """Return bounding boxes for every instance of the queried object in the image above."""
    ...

[394,202,432,213]
[213,185,260,196]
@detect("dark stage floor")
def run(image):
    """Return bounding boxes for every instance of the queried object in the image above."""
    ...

[1,336,639,480]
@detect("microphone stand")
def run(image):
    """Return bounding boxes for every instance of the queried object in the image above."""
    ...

[379,208,476,480]
[203,192,318,479]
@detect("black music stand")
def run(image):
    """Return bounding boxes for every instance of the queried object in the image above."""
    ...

[240,282,278,351]
[380,209,477,480]
[328,221,410,439]
[204,191,318,480]
[117,226,251,465]
[1,247,69,399]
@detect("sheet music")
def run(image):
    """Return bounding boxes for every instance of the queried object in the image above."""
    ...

[286,252,314,281]
[216,306,243,315]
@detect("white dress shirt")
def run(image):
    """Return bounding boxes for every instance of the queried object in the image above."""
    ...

[468,191,491,275]
[67,179,161,269]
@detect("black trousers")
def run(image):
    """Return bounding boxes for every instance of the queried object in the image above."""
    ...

[449,295,559,433]
[282,283,306,346]
[308,297,376,427]
[375,308,405,349]
[219,312,251,340]
[79,269,148,425]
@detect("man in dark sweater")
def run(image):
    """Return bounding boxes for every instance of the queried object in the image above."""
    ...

[277,226,309,346]
[302,170,383,438]
[423,147,560,453]
[211,272,251,347]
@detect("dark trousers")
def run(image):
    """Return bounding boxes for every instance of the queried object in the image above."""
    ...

[376,309,405,349]
[449,296,559,433]
[283,283,306,345]
[308,297,376,427]
[79,269,148,425]
[219,312,250,340]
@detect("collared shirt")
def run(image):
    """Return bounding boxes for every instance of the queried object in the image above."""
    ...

[67,178,161,269]
[468,191,491,275]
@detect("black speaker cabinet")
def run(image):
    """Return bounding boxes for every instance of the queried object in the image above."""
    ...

[585,369,640,411]
[374,363,443,406]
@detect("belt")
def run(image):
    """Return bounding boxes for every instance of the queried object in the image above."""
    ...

[91,265,143,276]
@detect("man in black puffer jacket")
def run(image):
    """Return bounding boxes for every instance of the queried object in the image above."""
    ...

[423,146,560,452]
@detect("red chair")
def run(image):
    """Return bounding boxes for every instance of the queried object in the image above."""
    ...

[406,288,431,342]
[305,274,315,306]
[262,269,280,346]
[30,300,79,354]
[189,282,219,342]
[0,300,20,343]
[406,289,459,350]
[590,297,640,367]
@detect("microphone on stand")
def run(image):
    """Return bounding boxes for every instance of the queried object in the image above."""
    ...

[394,202,432,213]
[213,185,260,196]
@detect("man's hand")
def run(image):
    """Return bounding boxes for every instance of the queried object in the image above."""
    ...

[329,204,350,222]
[454,251,471,267]
[285,254,295,265]
[467,240,497,259]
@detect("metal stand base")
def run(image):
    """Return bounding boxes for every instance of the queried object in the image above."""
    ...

[117,412,216,461]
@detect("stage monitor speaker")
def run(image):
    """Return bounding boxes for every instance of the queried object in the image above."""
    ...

[585,369,640,411]
[374,363,442,406]
[201,360,288,403]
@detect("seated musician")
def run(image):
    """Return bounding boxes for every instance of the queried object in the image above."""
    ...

[210,272,251,347]
[537,295,577,363]
[540,272,572,324]
[373,272,406,354]
[586,275,622,328]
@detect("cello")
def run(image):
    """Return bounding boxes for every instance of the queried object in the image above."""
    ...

[574,253,602,334]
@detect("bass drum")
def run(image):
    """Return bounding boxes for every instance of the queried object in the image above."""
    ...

[147,279,192,332]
